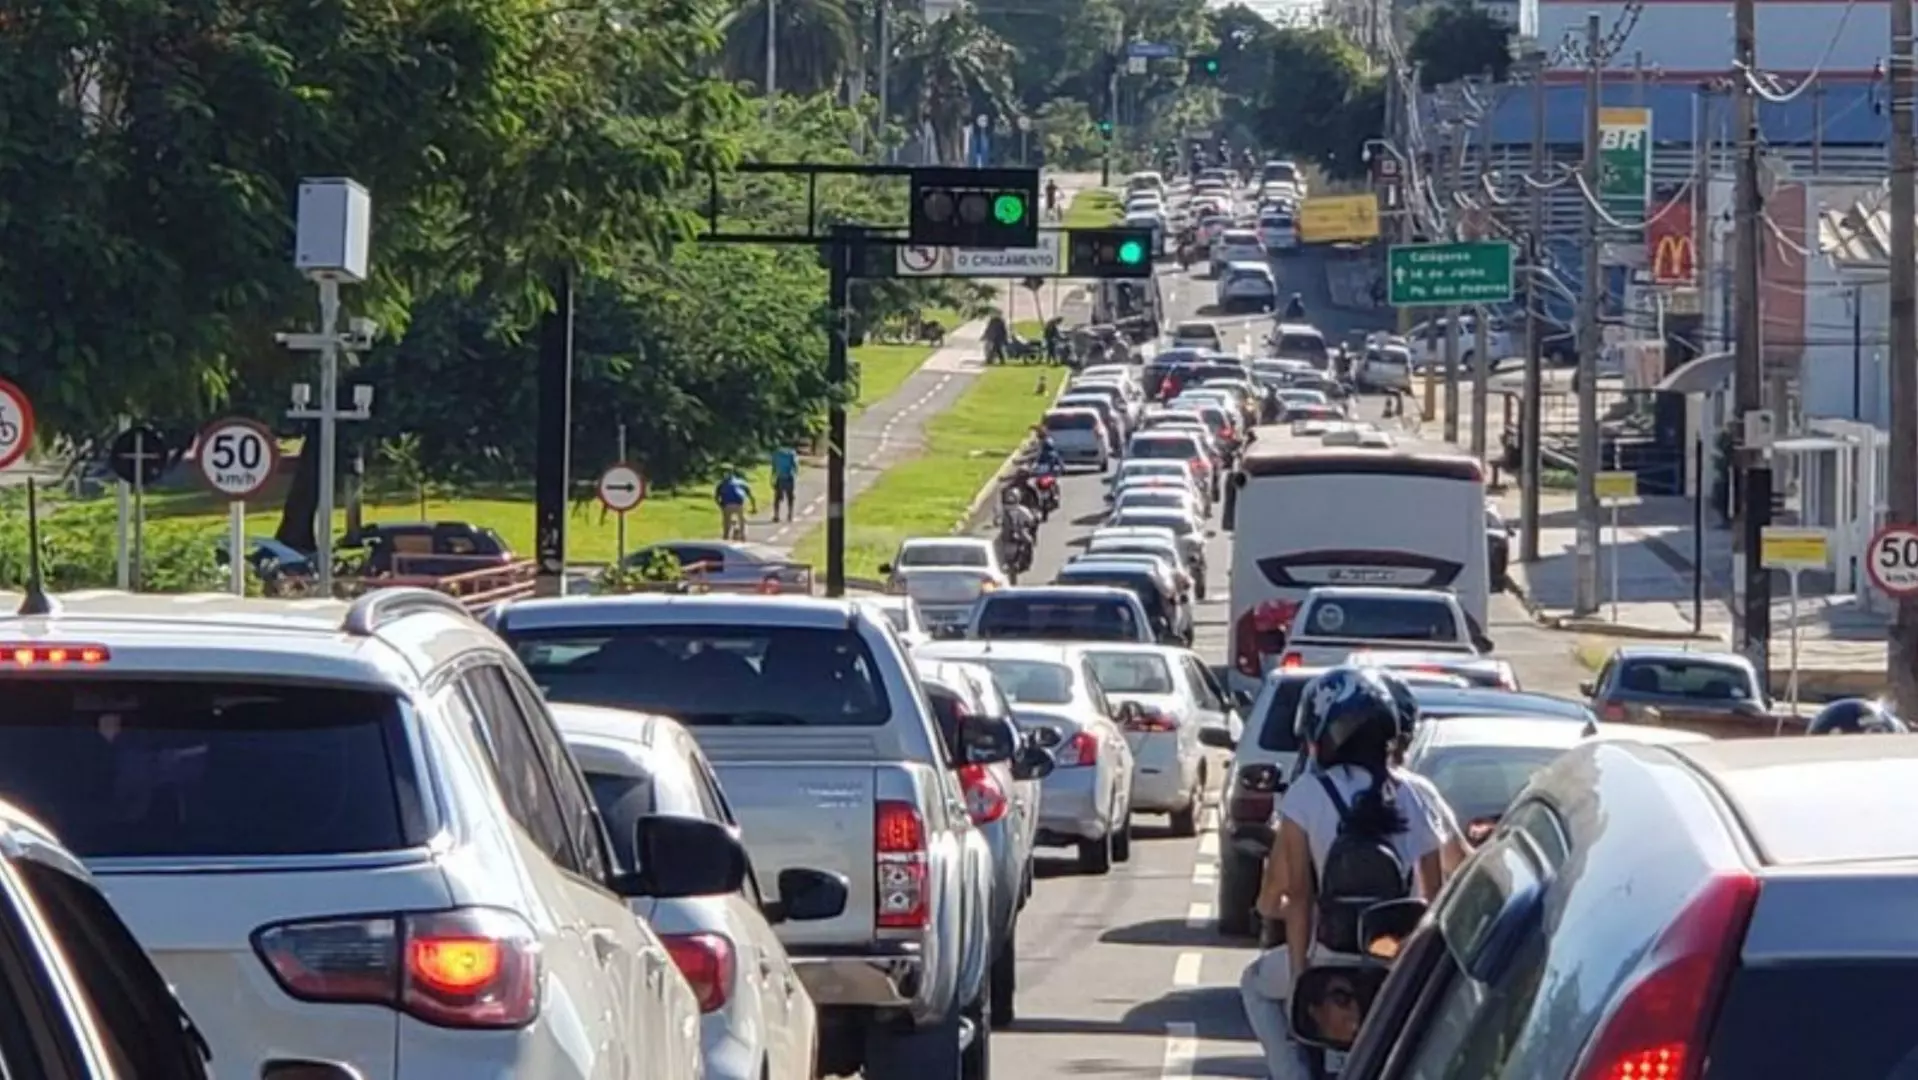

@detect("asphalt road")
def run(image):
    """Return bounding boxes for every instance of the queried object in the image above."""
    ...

[971,247,1592,1080]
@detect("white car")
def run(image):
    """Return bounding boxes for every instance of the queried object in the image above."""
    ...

[856,594,934,649]
[1258,210,1299,253]
[1112,485,1206,522]
[0,589,706,1080]
[1072,545,1195,600]
[556,705,846,1080]
[1359,340,1414,391]
[1041,406,1111,469]
[1218,262,1278,312]
[1409,314,1514,371]
[1277,585,1485,670]
[1170,321,1224,351]
[1124,211,1166,254]
[1107,458,1208,510]
[1083,645,1246,835]
[1209,229,1266,276]
[880,536,1007,632]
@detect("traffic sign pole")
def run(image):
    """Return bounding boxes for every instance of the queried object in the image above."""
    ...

[198,419,279,596]
[1760,526,1831,730]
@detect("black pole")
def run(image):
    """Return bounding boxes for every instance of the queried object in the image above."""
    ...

[1520,229,1543,562]
[1853,285,1864,420]
[534,266,574,597]
[826,226,856,598]
[1693,434,1706,633]
[1101,56,1116,187]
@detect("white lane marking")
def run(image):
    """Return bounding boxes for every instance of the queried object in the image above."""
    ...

[1191,861,1218,885]
[1162,1022,1198,1080]
[1186,901,1213,930]
[1196,833,1219,858]
[1172,951,1204,988]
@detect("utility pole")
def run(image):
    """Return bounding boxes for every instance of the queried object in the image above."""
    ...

[1520,62,1546,563]
[826,226,856,598]
[1887,0,1918,714]
[1693,83,1713,352]
[1443,126,1465,444]
[764,0,777,112]
[1732,0,1772,665]
[1573,11,1603,615]
[876,2,891,161]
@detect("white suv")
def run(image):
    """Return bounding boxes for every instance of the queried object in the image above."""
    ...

[0,587,709,1079]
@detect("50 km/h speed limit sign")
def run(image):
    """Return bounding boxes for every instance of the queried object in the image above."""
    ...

[1868,524,1918,597]
[0,377,34,472]
[198,418,278,499]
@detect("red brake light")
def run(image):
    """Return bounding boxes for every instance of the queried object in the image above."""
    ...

[957,763,1009,824]
[1600,701,1629,723]
[1057,730,1100,767]
[1572,873,1759,1080]
[254,908,541,1029]
[0,644,110,667]
[1280,653,1303,669]
[1123,707,1179,733]
[662,932,736,1013]
[875,800,929,929]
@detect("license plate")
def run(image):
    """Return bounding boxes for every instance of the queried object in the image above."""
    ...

[1323,1050,1348,1074]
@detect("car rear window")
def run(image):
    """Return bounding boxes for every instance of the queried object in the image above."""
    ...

[1613,658,1756,700]
[1256,678,1308,751]
[0,680,418,858]
[1262,215,1294,228]
[899,543,987,568]
[1046,412,1098,431]
[511,625,892,725]
[976,598,1140,642]
[1414,745,1565,823]
[967,659,1075,704]
[1116,513,1195,537]
[1057,571,1166,617]
[1298,597,1460,642]
[1085,652,1176,694]
[1129,437,1200,460]
[1277,333,1327,359]
[1704,963,1918,1076]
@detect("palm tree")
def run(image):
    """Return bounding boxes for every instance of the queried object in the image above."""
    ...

[889,11,1018,163]
[720,0,860,98]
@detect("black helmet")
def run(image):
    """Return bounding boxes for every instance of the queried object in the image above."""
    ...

[1368,668,1423,739]
[1296,667,1402,764]
[1807,698,1908,735]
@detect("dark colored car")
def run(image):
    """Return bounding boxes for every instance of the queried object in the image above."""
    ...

[1583,645,1773,736]
[1486,506,1513,588]
[354,521,514,577]
[1054,561,1192,646]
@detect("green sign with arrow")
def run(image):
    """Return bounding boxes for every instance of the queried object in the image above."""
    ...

[1386,241,1515,306]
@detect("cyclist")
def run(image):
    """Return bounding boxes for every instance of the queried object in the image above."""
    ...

[769,444,799,522]
[713,469,756,540]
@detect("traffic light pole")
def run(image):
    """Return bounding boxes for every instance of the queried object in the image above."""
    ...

[826,225,857,598]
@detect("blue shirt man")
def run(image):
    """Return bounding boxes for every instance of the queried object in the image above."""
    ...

[715,471,755,539]
[770,447,800,523]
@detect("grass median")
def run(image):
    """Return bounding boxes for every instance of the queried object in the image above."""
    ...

[792,365,1062,579]
[1064,189,1122,228]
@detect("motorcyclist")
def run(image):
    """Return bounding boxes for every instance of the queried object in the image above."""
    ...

[1283,292,1306,321]
[1807,697,1909,734]
[1031,426,1065,474]
[997,487,1038,571]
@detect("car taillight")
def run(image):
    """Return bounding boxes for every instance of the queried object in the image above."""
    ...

[1057,730,1100,767]
[0,644,110,666]
[254,908,540,1029]
[662,932,736,1013]
[1572,872,1758,1080]
[1600,701,1629,723]
[1190,456,1208,473]
[1280,653,1303,669]
[1124,707,1179,733]
[1496,668,1519,691]
[957,763,1009,824]
[875,800,929,930]
[1229,764,1282,823]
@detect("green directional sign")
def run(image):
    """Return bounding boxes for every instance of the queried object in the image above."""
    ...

[1387,241,1515,306]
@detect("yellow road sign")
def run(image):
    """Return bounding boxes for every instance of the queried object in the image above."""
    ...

[1298,194,1381,244]
[1594,471,1637,503]
[1761,526,1830,570]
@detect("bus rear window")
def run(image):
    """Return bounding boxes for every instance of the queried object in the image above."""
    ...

[977,599,1140,641]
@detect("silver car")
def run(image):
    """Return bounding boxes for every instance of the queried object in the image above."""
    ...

[916,642,1137,875]
[1084,644,1248,835]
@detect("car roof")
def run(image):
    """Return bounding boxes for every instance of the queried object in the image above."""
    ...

[549,701,674,750]
[902,536,988,549]
[495,593,868,631]
[983,585,1137,601]
[916,640,1080,665]
[1612,645,1757,671]
[1669,737,1918,867]
[1060,559,1167,578]
[1416,716,1596,752]
[1413,685,1596,723]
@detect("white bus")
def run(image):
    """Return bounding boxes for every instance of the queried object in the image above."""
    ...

[1226,446,1492,697]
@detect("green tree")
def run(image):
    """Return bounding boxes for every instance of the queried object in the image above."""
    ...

[1407,0,1514,88]
[890,11,1019,163]
[1252,28,1368,162]
[721,0,861,97]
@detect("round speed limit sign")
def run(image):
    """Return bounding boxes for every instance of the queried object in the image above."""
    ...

[1868,524,1918,597]
[198,418,279,499]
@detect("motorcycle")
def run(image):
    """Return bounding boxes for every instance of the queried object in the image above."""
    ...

[1288,899,1429,1078]
[1031,467,1061,520]
[995,529,1034,580]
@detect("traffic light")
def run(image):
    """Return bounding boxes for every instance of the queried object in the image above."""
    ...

[908,166,1040,248]
[1188,54,1221,78]
[1098,118,1114,136]
[1068,227,1154,278]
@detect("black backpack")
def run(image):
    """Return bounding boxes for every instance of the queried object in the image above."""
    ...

[1314,774,1412,955]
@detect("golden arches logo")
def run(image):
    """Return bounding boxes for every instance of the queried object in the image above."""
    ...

[1652,233,1695,284]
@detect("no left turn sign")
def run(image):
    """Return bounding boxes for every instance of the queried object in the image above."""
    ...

[1869,524,1918,597]
[197,418,279,499]
[898,244,942,276]
[597,463,646,514]
[0,377,34,472]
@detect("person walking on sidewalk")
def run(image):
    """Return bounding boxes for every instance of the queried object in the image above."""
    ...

[983,312,1009,365]
[1044,178,1061,221]
[770,444,799,522]
[714,468,756,541]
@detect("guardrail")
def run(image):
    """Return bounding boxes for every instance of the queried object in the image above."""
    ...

[345,559,538,612]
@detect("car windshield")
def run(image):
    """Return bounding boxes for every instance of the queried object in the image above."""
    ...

[1415,745,1566,823]
[1299,597,1460,641]
[510,625,892,725]
[899,543,987,568]
[976,597,1141,641]
[1614,658,1757,700]
[1085,651,1177,694]
[964,659,1075,704]
[0,680,416,858]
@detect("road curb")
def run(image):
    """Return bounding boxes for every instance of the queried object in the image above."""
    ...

[953,373,1070,533]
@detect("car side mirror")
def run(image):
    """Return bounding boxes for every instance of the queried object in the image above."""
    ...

[959,713,1018,765]
[624,814,747,899]
[1357,898,1429,961]
[762,867,850,925]
[1578,680,1595,697]
[1199,726,1237,750]
[1288,965,1388,1052]
[1011,742,1057,781]
[263,1064,367,1080]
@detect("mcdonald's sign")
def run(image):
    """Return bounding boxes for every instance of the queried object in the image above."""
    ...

[1647,197,1696,285]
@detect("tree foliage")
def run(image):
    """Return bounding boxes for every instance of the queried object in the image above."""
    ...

[1407,1,1514,89]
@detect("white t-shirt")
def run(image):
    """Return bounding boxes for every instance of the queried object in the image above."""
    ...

[1275,763,1445,876]
[1399,769,1462,845]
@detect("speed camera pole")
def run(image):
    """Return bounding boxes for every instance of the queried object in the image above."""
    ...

[1887,0,1918,714]
[1573,13,1604,616]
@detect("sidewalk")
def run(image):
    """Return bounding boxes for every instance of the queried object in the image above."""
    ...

[1499,488,1888,700]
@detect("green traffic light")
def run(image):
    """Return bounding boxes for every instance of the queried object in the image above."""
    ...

[1118,239,1145,265]
[1205,59,1219,73]
[993,194,1027,225]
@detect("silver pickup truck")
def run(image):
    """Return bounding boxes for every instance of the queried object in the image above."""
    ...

[492,594,1001,1080]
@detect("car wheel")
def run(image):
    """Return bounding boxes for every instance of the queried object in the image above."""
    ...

[1078,831,1113,875]
[962,960,992,1080]
[1215,852,1262,938]
[1169,792,1200,838]
[990,934,1017,1028]
[1112,812,1133,863]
